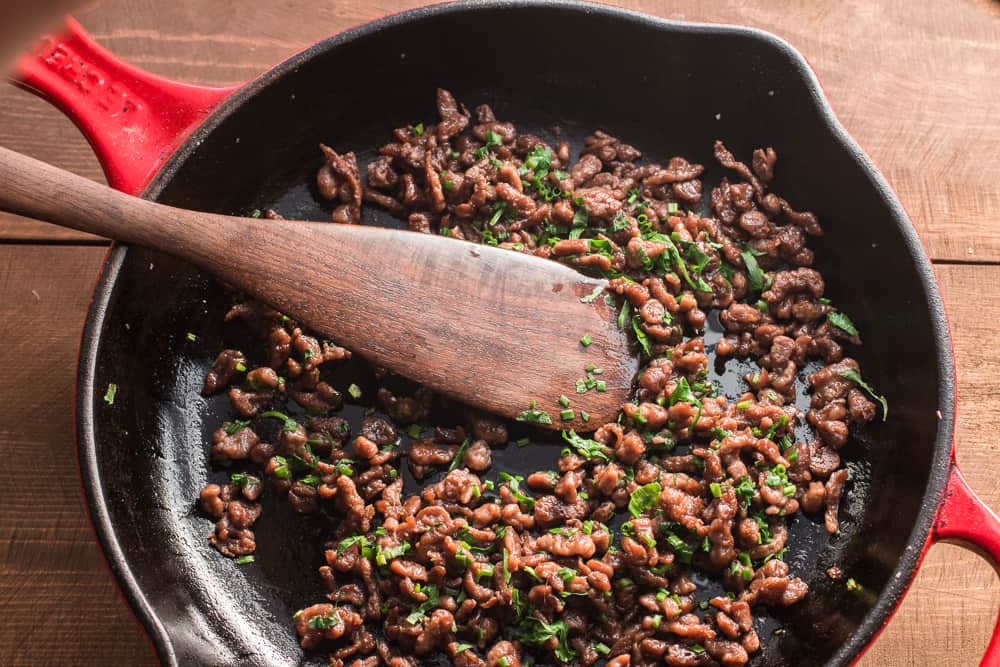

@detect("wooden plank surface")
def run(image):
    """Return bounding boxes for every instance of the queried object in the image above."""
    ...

[0,1,998,666]
[0,0,998,259]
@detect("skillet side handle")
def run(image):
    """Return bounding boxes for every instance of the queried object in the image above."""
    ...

[933,460,1000,667]
[10,17,240,195]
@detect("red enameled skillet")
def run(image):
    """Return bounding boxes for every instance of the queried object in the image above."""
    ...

[11,2,1000,665]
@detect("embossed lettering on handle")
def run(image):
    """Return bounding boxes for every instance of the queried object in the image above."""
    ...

[12,17,241,195]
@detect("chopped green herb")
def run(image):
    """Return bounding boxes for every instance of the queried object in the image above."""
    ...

[561,430,610,461]
[560,409,575,421]
[710,482,723,498]
[347,383,362,400]
[454,643,475,654]
[260,410,299,433]
[234,554,254,565]
[736,400,751,410]
[617,300,631,330]
[499,472,536,508]
[580,284,604,303]
[186,332,197,342]
[839,368,888,421]
[559,395,571,408]
[449,437,472,472]
[595,380,607,392]
[580,334,593,347]
[103,383,118,405]
[515,437,531,447]
[518,617,576,663]
[580,411,590,423]
[516,400,553,425]
[234,362,247,372]
[631,315,652,356]
[568,206,589,239]
[629,482,662,517]
[690,644,706,655]
[740,247,767,292]
[827,311,859,336]
[413,122,424,136]
[223,419,250,435]
[271,455,291,480]
[846,577,863,593]
[594,642,611,656]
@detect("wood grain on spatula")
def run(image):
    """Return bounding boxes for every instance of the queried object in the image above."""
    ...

[0,146,636,428]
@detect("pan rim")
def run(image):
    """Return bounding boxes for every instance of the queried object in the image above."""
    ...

[74,1,957,665]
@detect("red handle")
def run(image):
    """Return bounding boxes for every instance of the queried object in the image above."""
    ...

[11,17,241,195]
[933,460,1000,666]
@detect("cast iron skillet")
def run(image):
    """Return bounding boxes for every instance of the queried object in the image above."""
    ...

[12,2,1000,665]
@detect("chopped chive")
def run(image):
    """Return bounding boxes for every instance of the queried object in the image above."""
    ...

[186,332,197,342]
[736,400,751,409]
[595,380,607,392]
[235,555,254,564]
[580,411,590,423]
[234,362,247,372]
[515,437,531,447]
[710,482,723,498]
[559,395,571,408]
[560,409,575,421]
[103,383,118,405]
[580,284,604,303]
[413,122,424,136]
[580,334,593,347]
[347,384,362,399]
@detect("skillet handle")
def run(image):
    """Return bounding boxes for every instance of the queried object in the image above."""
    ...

[10,17,240,195]
[933,460,1000,667]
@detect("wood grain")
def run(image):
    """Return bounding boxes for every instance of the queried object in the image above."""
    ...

[0,147,635,427]
[0,1,998,666]
[1,0,998,260]
[0,245,156,666]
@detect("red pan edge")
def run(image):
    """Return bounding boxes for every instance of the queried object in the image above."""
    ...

[10,3,998,664]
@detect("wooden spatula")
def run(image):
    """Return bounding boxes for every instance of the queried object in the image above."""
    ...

[0,146,636,429]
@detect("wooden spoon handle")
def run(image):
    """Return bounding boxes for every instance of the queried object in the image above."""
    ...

[0,146,636,427]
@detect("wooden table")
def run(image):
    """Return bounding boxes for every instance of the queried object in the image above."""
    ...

[1,1,998,664]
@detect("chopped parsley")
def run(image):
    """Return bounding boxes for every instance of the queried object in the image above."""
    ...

[631,315,652,356]
[449,436,472,472]
[827,311,859,336]
[740,247,767,292]
[518,617,576,663]
[580,284,604,303]
[628,482,662,517]
[260,410,300,432]
[561,430,610,461]
[516,400,553,425]
[840,368,888,421]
